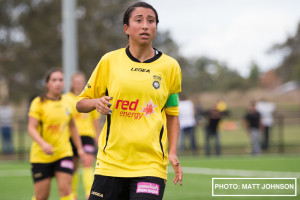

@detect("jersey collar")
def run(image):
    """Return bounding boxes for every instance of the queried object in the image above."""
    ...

[126,46,162,63]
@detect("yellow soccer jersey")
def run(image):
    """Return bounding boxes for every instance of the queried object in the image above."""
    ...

[79,47,181,180]
[64,92,100,138]
[28,96,73,163]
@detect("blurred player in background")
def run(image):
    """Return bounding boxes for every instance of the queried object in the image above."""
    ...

[256,98,276,150]
[64,72,100,200]
[28,68,86,200]
[203,102,229,156]
[178,94,197,154]
[0,99,14,154]
[76,2,183,200]
[243,101,262,155]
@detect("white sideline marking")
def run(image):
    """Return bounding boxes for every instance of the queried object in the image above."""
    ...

[0,167,299,178]
[0,169,30,177]
[168,167,300,178]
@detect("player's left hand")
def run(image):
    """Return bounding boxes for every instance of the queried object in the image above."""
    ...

[169,153,183,186]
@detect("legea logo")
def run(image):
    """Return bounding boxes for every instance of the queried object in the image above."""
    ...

[115,99,157,119]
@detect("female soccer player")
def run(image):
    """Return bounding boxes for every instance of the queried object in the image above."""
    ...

[77,2,183,200]
[28,68,86,200]
[64,72,100,199]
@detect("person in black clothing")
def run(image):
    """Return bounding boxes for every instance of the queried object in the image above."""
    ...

[203,103,228,156]
[243,101,262,155]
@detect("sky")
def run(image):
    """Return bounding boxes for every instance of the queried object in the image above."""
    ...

[145,0,300,77]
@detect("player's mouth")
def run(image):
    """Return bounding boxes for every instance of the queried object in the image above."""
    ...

[140,33,150,38]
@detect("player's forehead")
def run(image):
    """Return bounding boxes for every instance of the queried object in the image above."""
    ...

[130,7,156,19]
[49,71,63,79]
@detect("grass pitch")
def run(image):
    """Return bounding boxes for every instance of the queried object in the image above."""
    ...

[0,154,299,200]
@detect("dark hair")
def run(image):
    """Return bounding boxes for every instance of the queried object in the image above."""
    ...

[40,68,63,102]
[123,2,159,26]
[45,68,63,83]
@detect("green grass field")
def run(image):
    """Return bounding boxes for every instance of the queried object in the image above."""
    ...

[0,155,299,200]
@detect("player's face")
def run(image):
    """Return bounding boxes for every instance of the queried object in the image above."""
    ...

[46,71,64,96]
[124,7,157,46]
[72,74,86,92]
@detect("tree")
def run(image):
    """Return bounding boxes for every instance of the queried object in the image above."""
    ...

[269,22,300,82]
[248,61,260,87]
[0,0,180,102]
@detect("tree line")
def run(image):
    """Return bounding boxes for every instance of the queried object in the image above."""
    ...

[0,0,299,102]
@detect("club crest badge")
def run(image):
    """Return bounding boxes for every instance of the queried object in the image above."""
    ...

[152,75,161,89]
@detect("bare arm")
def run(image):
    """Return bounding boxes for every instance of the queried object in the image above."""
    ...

[27,116,53,155]
[69,118,85,159]
[76,96,113,114]
[76,98,97,113]
[166,114,183,186]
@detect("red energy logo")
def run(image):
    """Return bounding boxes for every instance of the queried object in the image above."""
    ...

[115,99,143,120]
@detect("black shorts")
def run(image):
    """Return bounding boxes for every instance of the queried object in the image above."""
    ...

[89,175,166,200]
[71,136,95,156]
[31,156,74,183]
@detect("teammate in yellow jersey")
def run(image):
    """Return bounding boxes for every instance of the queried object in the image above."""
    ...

[64,72,101,200]
[28,68,86,200]
[77,2,183,200]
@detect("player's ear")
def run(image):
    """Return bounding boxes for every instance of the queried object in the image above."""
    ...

[124,24,129,35]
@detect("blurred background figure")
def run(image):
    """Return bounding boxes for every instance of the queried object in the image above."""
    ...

[217,99,227,112]
[179,94,197,154]
[28,68,85,200]
[243,101,262,155]
[203,102,228,156]
[256,98,276,150]
[64,72,100,200]
[0,99,14,154]
[195,99,204,125]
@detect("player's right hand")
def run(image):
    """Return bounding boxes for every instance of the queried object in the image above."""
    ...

[42,142,54,155]
[95,96,113,115]
[169,153,183,186]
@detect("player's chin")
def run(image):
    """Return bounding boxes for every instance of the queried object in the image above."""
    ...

[138,40,152,46]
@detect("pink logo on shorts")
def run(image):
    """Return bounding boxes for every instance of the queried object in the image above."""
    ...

[60,160,74,170]
[136,182,159,196]
[83,144,95,153]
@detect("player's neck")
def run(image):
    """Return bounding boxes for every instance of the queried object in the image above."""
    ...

[72,90,81,96]
[46,92,61,101]
[128,43,154,62]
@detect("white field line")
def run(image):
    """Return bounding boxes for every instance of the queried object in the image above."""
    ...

[0,169,30,177]
[0,167,299,178]
[168,167,300,178]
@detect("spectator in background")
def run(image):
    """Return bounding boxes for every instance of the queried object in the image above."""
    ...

[203,102,228,156]
[0,99,14,154]
[217,99,227,112]
[243,101,262,155]
[178,94,197,154]
[195,99,204,125]
[256,98,276,150]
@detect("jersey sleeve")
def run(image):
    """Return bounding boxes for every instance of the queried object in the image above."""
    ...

[165,106,179,116]
[170,61,182,94]
[165,61,182,116]
[28,97,42,120]
[78,54,109,100]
